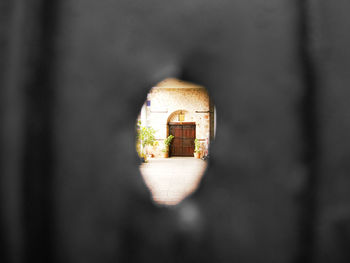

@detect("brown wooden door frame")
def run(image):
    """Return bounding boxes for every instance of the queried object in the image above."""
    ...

[168,122,196,157]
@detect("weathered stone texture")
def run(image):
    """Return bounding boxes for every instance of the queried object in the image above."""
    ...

[141,78,212,156]
[149,87,210,138]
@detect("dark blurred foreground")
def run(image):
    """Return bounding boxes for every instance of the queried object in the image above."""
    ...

[1,1,350,263]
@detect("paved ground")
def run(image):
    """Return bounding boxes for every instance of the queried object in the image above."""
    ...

[139,157,207,205]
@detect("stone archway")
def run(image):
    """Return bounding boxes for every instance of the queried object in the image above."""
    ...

[167,110,190,123]
[166,110,195,157]
[168,122,196,157]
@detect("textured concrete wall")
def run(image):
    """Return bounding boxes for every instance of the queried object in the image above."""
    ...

[1,0,350,263]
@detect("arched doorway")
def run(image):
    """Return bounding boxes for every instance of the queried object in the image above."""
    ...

[168,122,196,157]
[167,110,196,157]
[137,78,215,205]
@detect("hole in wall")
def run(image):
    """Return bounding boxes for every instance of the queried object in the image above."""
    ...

[136,78,216,205]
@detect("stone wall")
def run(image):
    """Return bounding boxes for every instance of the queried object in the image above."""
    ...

[142,78,212,156]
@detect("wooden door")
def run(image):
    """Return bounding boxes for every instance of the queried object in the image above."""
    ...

[169,123,195,157]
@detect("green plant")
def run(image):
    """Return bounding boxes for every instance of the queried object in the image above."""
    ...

[136,121,156,157]
[162,135,174,152]
[164,135,174,146]
[138,126,156,148]
[194,138,201,153]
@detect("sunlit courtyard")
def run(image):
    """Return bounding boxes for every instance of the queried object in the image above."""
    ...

[137,78,215,205]
[140,157,207,205]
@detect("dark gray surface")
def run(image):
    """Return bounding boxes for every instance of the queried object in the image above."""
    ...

[312,1,350,262]
[1,1,350,263]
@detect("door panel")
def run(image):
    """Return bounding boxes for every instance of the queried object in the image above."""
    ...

[170,125,182,156]
[169,124,195,157]
[182,125,195,156]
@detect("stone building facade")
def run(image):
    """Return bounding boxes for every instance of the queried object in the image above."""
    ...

[139,78,215,157]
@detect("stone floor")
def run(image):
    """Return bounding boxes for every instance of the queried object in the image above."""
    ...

[139,157,207,205]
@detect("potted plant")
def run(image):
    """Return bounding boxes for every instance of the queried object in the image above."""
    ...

[162,135,174,158]
[136,121,156,162]
[194,138,201,159]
